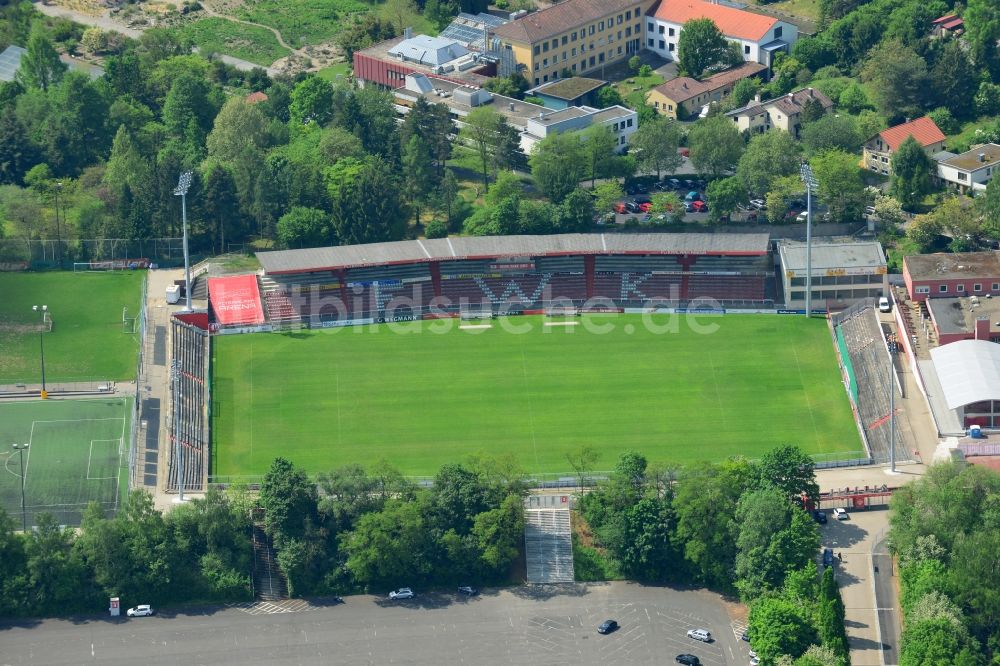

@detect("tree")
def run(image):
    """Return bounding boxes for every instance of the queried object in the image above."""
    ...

[930,40,977,120]
[678,18,741,78]
[401,98,453,177]
[758,445,819,502]
[258,457,319,544]
[705,176,745,222]
[529,131,586,203]
[206,97,270,163]
[483,73,529,99]
[580,125,618,187]
[630,116,682,178]
[289,77,334,128]
[557,188,596,233]
[618,497,676,580]
[651,191,684,223]
[472,493,524,575]
[0,112,40,185]
[330,156,407,245]
[737,130,800,197]
[979,177,1000,240]
[748,596,818,663]
[342,497,438,586]
[809,150,865,223]
[964,0,1000,81]
[861,41,928,121]
[596,86,624,108]
[873,193,906,231]
[162,72,216,158]
[735,489,818,599]
[593,181,624,217]
[402,134,435,223]
[801,114,862,155]
[277,206,330,249]
[688,114,744,179]
[730,77,761,109]
[384,0,420,34]
[905,211,945,252]
[336,15,396,60]
[566,445,599,489]
[891,136,933,210]
[459,107,520,192]
[838,81,870,114]
[16,23,67,92]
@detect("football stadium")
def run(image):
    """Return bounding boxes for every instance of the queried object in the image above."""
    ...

[193,232,878,484]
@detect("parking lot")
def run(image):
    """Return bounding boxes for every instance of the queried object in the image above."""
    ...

[1,582,754,665]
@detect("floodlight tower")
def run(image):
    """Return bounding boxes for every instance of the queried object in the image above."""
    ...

[32,305,48,399]
[174,171,194,312]
[800,163,819,317]
[11,443,29,532]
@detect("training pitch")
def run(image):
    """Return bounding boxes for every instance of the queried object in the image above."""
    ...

[0,398,132,527]
[212,314,863,477]
[0,271,144,384]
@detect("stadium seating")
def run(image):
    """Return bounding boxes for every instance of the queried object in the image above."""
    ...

[546,273,587,302]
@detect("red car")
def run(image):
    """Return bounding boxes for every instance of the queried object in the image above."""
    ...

[613,202,628,214]
[690,200,707,213]
[639,202,653,213]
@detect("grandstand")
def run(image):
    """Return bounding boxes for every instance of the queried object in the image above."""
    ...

[241,234,775,328]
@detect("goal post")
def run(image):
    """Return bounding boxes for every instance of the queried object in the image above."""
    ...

[544,306,580,317]
[460,309,494,320]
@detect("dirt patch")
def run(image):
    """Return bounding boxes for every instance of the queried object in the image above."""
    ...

[0,323,44,335]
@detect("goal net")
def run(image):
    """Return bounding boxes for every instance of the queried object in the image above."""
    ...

[544,306,580,317]
[460,309,494,320]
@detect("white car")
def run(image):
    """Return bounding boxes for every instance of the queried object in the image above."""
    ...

[388,588,414,600]
[878,296,892,312]
[126,604,154,617]
[834,508,849,520]
[687,628,712,642]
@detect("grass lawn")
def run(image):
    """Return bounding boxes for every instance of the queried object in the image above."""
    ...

[764,0,820,22]
[0,398,132,527]
[238,0,368,46]
[211,314,862,477]
[317,61,352,81]
[0,271,143,383]
[614,72,664,110]
[175,17,291,66]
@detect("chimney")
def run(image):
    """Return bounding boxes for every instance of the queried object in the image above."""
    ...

[979,153,987,162]
[404,26,413,39]
[753,93,761,102]
[976,316,990,340]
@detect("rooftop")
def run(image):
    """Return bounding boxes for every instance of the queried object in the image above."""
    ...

[927,296,1000,336]
[930,339,1000,410]
[531,105,591,126]
[257,233,771,274]
[651,0,780,41]
[651,62,766,103]
[875,116,946,152]
[904,251,1000,281]
[727,86,832,118]
[394,75,548,128]
[492,0,644,44]
[387,35,470,66]
[0,45,104,82]
[940,144,1000,172]
[526,77,606,101]
[440,12,508,50]
[778,240,887,272]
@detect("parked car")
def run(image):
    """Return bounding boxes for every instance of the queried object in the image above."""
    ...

[796,211,809,223]
[457,586,479,596]
[127,604,154,617]
[833,508,849,520]
[638,202,653,213]
[667,178,683,189]
[749,198,766,209]
[865,205,877,216]
[676,655,701,665]
[625,201,641,213]
[613,202,629,214]
[633,195,652,205]
[750,658,760,666]
[878,296,892,313]
[598,619,619,634]
[625,183,645,195]
[823,548,834,567]
[684,201,695,213]
[813,510,827,524]
[691,200,707,213]
[679,147,690,157]
[685,191,702,202]
[687,628,712,642]
[389,588,415,600]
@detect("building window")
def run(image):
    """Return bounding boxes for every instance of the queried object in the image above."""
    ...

[572,63,577,71]
[940,284,948,293]
[654,101,659,108]
[552,39,558,49]
[590,56,595,66]
[572,47,577,56]
[659,25,665,34]
[625,26,632,36]
[669,27,675,36]
[626,10,631,19]
[668,104,673,111]
[572,32,577,41]
[543,42,549,52]
[774,26,782,38]
[534,46,540,55]
[882,157,888,163]
[590,25,595,35]
[618,46,622,55]
[648,22,654,32]
[617,31,622,40]
[957,284,965,293]
[958,172,968,181]
[534,62,539,71]
[599,52,605,63]
[648,38,654,47]
[562,36,568,45]
[613,122,619,131]
[543,58,548,67]
[543,74,548,82]
[659,39,665,49]
[626,118,633,127]
[915,286,930,294]
[668,43,675,52]
[617,15,623,25]
[599,20,604,30]
[993,283,1000,291]
[744,45,750,55]
[974,283,983,292]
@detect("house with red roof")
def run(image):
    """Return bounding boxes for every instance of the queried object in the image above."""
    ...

[644,0,798,67]
[931,14,964,38]
[862,116,946,177]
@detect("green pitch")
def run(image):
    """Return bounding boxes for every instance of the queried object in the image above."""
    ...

[0,398,132,527]
[0,271,144,383]
[212,314,863,477]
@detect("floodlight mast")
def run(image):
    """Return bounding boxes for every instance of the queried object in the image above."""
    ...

[174,171,194,312]
[800,163,819,317]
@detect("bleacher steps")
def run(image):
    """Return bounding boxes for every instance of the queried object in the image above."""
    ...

[524,508,574,584]
[252,524,289,601]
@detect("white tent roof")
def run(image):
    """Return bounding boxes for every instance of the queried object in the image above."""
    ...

[929,339,1000,409]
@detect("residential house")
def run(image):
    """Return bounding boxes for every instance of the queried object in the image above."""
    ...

[646,61,766,119]
[936,144,1000,195]
[645,0,798,67]
[524,77,608,109]
[903,251,1000,302]
[930,14,964,38]
[491,0,656,87]
[862,116,946,176]
[725,87,833,138]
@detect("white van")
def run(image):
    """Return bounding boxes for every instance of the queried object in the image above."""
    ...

[878,296,891,312]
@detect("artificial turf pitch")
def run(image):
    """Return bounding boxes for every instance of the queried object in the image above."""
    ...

[0,271,144,383]
[211,314,863,477]
[0,398,132,527]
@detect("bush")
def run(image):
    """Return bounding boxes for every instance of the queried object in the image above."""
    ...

[638,64,653,77]
[628,55,641,72]
[927,108,959,136]
[424,220,447,239]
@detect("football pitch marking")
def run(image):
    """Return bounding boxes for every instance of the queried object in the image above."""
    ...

[87,440,122,480]
[543,321,579,327]
[460,324,492,330]
[22,414,127,498]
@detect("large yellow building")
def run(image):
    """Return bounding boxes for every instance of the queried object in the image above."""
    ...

[492,0,657,87]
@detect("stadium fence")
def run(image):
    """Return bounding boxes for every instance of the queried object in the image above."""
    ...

[127,273,148,491]
[0,237,205,269]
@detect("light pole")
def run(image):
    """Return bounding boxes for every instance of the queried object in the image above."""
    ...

[12,444,29,532]
[32,305,48,399]
[171,360,185,502]
[54,181,63,267]
[174,171,193,312]
[800,163,818,317]
[888,344,897,473]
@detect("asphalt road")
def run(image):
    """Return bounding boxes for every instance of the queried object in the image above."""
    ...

[1,582,752,666]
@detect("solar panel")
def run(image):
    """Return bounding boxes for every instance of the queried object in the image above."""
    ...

[441,13,508,50]
[0,46,27,83]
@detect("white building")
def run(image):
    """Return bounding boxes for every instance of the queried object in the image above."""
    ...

[936,144,1000,195]
[521,105,637,153]
[387,35,471,67]
[645,0,798,67]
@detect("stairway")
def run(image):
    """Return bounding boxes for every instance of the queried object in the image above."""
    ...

[252,525,289,600]
[524,509,574,584]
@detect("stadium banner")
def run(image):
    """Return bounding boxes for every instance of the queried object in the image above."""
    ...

[489,261,536,273]
[778,309,829,315]
[423,312,458,319]
[85,258,151,270]
[318,318,374,328]
[0,261,28,271]
[211,323,273,335]
[378,314,417,323]
[207,275,265,326]
[725,309,778,315]
[347,279,401,287]
[675,307,725,315]
[581,306,624,313]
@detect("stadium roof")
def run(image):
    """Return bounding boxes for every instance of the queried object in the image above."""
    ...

[778,241,887,272]
[930,340,1000,410]
[257,233,770,274]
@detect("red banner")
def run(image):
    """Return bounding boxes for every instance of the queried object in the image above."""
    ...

[208,275,265,326]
